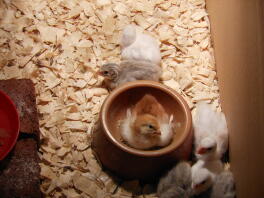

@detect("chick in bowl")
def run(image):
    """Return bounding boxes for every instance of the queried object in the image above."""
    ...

[120,94,174,150]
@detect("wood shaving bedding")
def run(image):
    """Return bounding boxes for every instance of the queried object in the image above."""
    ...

[0,0,220,197]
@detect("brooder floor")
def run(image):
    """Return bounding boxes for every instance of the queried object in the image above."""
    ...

[0,0,220,197]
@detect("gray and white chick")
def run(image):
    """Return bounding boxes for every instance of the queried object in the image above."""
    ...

[157,161,193,198]
[99,59,161,90]
[210,170,236,198]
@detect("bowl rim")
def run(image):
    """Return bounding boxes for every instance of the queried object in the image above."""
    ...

[100,80,192,157]
[0,90,20,161]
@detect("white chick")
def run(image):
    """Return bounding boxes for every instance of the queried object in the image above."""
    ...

[120,94,174,150]
[193,170,236,198]
[191,159,224,196]
[191,166,214,196]
[99,60,161,90]
[210,170,236,198]
[157,161,193,198]
[120,24,161,65]
[194,102,228,161]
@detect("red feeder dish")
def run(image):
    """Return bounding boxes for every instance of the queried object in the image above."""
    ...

[0,90,20,160]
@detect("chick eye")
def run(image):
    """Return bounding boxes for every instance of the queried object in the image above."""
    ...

[148,125,154,129]
[103,71,108,75]
[207,147,213,151]
[200,180,207,185]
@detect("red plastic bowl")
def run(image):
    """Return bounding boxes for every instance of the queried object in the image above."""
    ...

[0,90,20,160]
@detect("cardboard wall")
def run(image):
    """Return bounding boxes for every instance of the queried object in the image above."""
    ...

[206,0,264,197]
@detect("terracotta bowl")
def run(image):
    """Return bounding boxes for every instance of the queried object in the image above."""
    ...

[91,80,193,180]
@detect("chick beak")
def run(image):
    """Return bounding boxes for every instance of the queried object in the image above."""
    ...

[197,147,207,154]
[153,130,161,135]
[96,70,103,76]
[194,184,200,189]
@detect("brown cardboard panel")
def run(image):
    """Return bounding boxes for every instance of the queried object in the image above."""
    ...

[206,0,264,197]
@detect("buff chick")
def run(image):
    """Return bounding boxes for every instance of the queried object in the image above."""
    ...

[120,94,174,150]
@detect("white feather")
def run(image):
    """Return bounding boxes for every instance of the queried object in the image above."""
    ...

[158,115,174,147]
[120,109,134,145]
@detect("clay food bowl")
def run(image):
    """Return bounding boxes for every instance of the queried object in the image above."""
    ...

[0,90,20,160]
[91,80,193,180]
